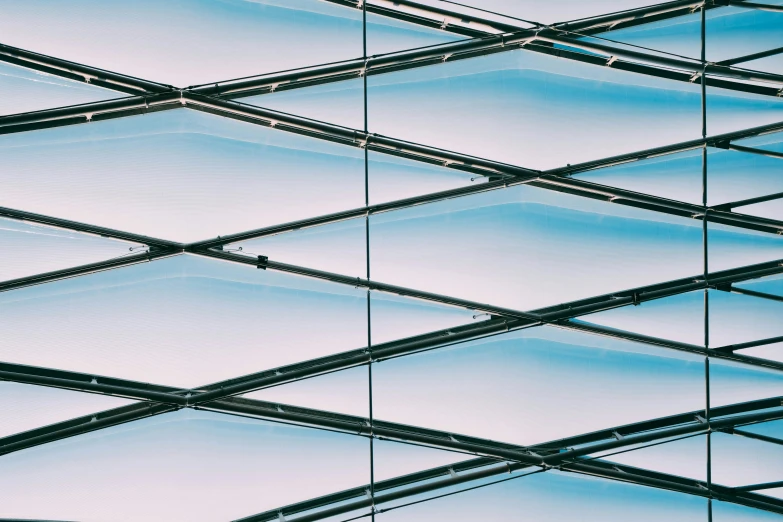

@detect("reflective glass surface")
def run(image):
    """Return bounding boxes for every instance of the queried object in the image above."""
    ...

[375,469,706,521]
[0,254,367,388]
[713,429,783,499]
[0,382,133,439]
[0,60,119,116]
[0,409,369,522]
[0,109,365,243]
[0,218,137,283]
[371,184,703,311]
[368,48,703,170]
[373,325,704,446]
[366,11,463,56]
[0,0,364,86]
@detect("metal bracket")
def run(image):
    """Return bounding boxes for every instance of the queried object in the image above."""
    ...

[257,255,268,270]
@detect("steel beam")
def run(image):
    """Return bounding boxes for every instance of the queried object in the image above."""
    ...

[717,46,783,67]
[0,402,177,457]
[724,1,783,12]
[724,427,783,446]
[0,43,174,95]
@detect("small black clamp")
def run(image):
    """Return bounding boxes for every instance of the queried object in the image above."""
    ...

[257,255,268,270]
[632,292,640,306]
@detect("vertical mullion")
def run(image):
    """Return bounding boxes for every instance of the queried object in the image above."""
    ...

[701,5,713,521]
[363,3,376,521]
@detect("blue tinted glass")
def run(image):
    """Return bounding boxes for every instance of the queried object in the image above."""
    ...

[0,409,369,521]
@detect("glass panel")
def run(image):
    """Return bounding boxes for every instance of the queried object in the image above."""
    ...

[735,273,783,298]
[713,500,783,521]
[734,129,783,155]
[597,434,707,483]
[585,288,783,349]
[373,438,469,483]
[579,145,783,217]
[576,148,703,206]
[225,217,368,278]
[739,418,783,440]
[373,325,705,446]
[397,1,659,26]
[241,78,364,130]
[713,428,783,499]
[0,381,134,439]
[246,365,368,418]
[375,469,706,521]
[369,151,485,206]
[0,409,369,522]
[582,290,704,346]
[707,5,783,74]
[0,217,138,283]
[710,358,783,408]
[594,11,701,60]
[709,223,783,274]
[0,61,120,117]
[370,184,703,311]
[371,291,488,346]
[707,86,783,138]
[368,47,703,170]
[0,0,363,87]
[0,254,367,388]
[0,109,365,243]
[366,12,463,56]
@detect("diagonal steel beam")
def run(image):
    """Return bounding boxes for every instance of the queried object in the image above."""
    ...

[717,46,783,67]
[723,427,783,446]
[0,42,174,95]
[723,0,783,12]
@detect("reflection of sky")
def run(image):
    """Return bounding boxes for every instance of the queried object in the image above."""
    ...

[0,0,364,86]
[0,409,368,521]
[0,255,368,388]
[0,61,118,116]
[603,6,783,73]
[371,184,704,310]
[373,325,705,445]
[0,382,133,439]
[0,109,365,243]
[377,469,706,522]
[0,217,132,282]
[577,145,783,223]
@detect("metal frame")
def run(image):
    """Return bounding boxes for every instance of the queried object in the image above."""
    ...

[1,1,782,520]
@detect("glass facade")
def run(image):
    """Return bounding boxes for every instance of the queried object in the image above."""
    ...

[1,1,782,521]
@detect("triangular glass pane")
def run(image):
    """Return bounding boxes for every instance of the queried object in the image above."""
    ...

[709,223,783,274]
[706,5,783,74]
[371,291,488,346]
[240,78,364,130]
[0,217,140,283]
[578,144,783,215]
[224,217,367,279]
[708,85,783,138]
[369,151,486,206]
[374,469,706,522]
[735,273,783,299]
[0,254,368,389]
[584,288,783,349]
[597,434,707,483]
[366,11,464,57]
[373,438,470,483]
[0,60,121,117]
[0,381,134,439]
[0,0,364,87]
[0,109,365,243]
[373,325,704,446]
[575,148,703,206]
[370,184,703,311]
[734,129,783,155]
[713,429,783,500]
[595,11,701,59]
[710,357,783,409]
[739,418,783,440]
[245,364,369,418]
[0,409,369,522]
[368,47,703,171]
